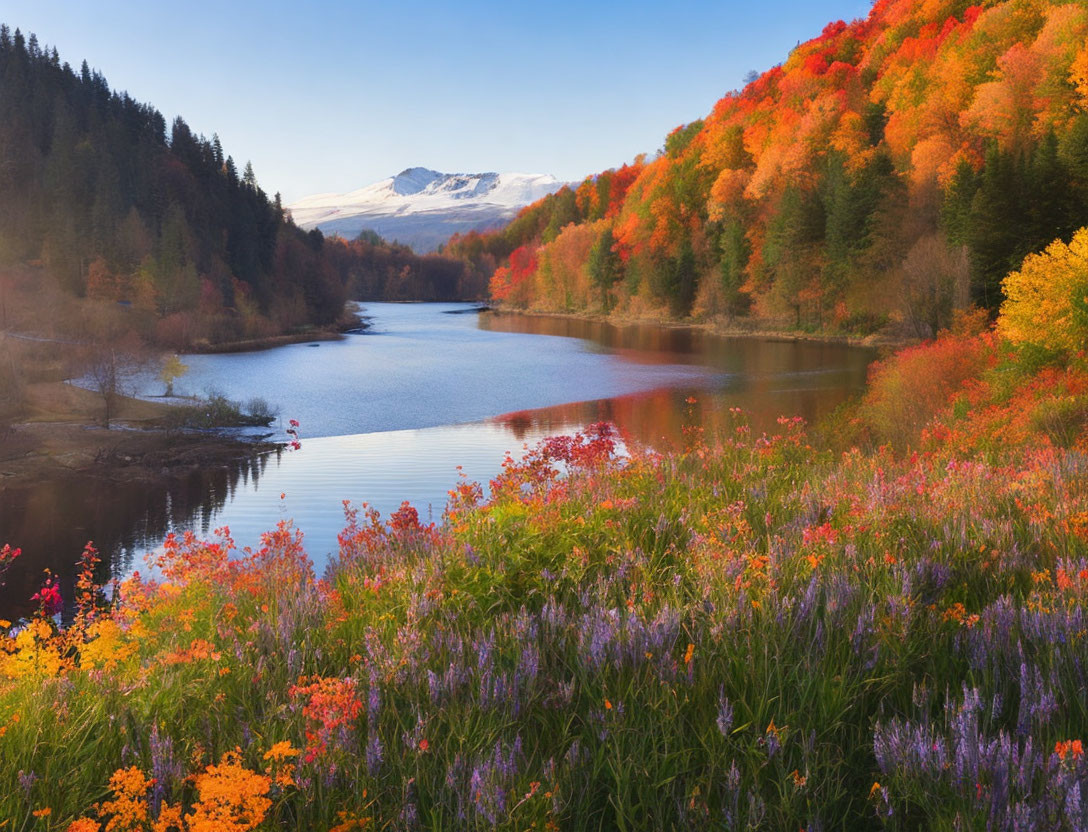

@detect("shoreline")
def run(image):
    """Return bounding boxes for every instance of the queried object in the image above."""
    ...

[485,306,915,351]
[187,302,370,354]
[1,301,892,491]
[189,329,346,354]
[0,382,280,491]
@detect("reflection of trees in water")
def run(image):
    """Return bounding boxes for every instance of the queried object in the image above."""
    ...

[0,449,278,620]
[491,384,865,452]
[479,312,875,376]
[480,312,702,359]
[482,313,874,452]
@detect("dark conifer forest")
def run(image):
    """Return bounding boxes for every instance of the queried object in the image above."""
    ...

[0,27,484,348]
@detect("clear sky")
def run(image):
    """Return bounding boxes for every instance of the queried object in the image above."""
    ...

[1,0,873,203]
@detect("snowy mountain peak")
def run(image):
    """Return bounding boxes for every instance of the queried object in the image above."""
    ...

[391,167,446,195]
[288,168,565,252]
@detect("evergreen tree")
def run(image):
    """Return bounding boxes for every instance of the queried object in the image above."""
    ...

[717,218,751,317]
[1029,132,1078,246]
[967,147,1025,311]
[941,161,979,247]
[587,228,622,312]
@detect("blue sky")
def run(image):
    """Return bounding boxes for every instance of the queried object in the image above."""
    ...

[2,0,873,202]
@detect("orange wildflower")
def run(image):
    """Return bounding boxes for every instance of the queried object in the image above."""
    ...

[1055,739,1085,761]
[99,767,150,832]
[151,804,183,832]
[186,751,271,832]
[289,676,363,762]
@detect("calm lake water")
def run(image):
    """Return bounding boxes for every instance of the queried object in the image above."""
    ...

[0,303,875,613]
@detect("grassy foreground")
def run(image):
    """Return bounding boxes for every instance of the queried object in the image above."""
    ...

[2,247,1088,829]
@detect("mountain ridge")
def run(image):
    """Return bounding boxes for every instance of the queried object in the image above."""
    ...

[288,168,564,252]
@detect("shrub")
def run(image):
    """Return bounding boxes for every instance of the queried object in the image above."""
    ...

[838,311,889,336]
[162,392,277,430]
[999,227,1088,357]
[860,331,992,447]
[243,397,278,425]
[1031,394,1088,448]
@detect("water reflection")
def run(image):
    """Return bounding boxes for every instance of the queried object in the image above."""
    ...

[0,451,278,619]
[491,383,854,448]
[480,312,873,445]
[479,311,874,376]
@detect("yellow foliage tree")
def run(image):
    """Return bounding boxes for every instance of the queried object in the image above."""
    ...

[1072,43,1088,106]
[999,227,1088,354]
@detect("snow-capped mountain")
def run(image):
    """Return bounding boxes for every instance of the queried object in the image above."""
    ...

[288,168,564,252]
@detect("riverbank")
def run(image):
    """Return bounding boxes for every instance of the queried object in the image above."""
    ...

[189,329,346,354]
[0,381,279,489]
[485,306,915,351]
[187,303,369,353]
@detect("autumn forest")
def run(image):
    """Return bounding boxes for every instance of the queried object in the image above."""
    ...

[450,0,1088,341]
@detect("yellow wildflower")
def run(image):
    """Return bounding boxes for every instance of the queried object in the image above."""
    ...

[78,619,137,671]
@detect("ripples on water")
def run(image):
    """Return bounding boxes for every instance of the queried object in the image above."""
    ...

[0,303,876,612]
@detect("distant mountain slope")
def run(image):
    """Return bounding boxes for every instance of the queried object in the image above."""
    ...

[289,168,564,252]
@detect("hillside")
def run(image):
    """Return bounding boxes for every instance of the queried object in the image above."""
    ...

[290,168,564,252]
[0,26,354,347]
[463,0,1088,338]
[0,31,493,360]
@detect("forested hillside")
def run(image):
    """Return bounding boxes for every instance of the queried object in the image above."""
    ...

[0,28,484,350]
[335,231,488,302]
[0,25,354,345]
[461,0,1088,337]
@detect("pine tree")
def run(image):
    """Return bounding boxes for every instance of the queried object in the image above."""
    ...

[966,147,1025,311]
[587,228,622,312]
[718,218,751,317]
[941,161,979,247]
[1029,132,1078,247]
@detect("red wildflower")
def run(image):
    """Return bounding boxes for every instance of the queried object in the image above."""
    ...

[31,576,63,617]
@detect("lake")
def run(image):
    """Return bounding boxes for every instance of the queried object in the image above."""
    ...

[0,302,875,612]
